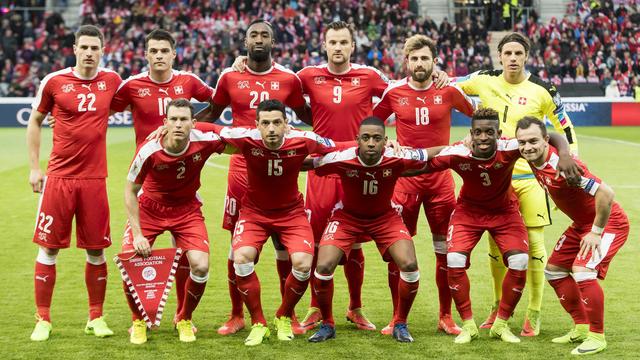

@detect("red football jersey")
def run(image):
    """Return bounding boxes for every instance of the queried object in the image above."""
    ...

[127,129,226,206]
[297,63,388,141]
[529,146,626,227]
[427,140,521,209]
[313,147,429,218]
[32,67,122,178]
[220,127,340,212]
[373,79,475,148]
[111,70,214,146]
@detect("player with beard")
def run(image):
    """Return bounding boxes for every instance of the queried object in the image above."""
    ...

[516,117,628,355]
[197,20,311,335]
[373,35,475,336]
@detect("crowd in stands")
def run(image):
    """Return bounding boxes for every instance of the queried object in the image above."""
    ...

[0,0,637,97]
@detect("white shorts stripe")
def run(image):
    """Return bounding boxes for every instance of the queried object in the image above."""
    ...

[33,176,48,233]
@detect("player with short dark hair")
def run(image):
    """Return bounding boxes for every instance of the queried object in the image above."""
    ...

[454,31,580,336]
[307,117,444,343]
[196,19,312,336]
[27,24,121,341]
[425,109,577,344]
[124,99,228,344]
[516,117,629,356]
[373,34,475,336]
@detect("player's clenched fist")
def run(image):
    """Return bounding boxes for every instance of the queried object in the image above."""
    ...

[29,169,44,193]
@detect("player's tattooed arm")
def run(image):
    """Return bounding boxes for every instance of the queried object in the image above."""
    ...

[292,103,313,125]
[400,146,446,177]
[301,156,317,171]
[26,109,47,193]
[578,182,614,260]
[548,133,584,185]
[195,102,226,123]
[124,181,152,257]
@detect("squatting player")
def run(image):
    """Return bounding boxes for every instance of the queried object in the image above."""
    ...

[197,19,311,335]
[110,28,215,329]
[425,108,577,344]
[307,117,444,343]
[516,117,629,355]
[454,32,579,336]
[26,25,121,341]
[373,34,475,335]
[124,99,227,344]
[209,99,349,346]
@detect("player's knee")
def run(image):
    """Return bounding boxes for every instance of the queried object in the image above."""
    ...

[315,262,335,276]
[36,247,58,265]
[233,249,255,264]
[447,252,467,269]
[190,262,209,277]
[396,258,418,273]
[507,253,529,271]
[544,269,569,281]
[572,269,598,282]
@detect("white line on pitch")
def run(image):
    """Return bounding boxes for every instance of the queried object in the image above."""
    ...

[580,134,640,147]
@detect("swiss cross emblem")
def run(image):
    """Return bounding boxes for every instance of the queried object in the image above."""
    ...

[174,85,184,95]
[271,81,280,90]
[434,95,442,104]
[61,84,75,93]
[192,153,202,162]
[314,76,326,84]
[398,97,409,106]
[518,96,527,105]
[383,169,392,177]
[545,176,552,185]
[97,81,106,91]
[287,149,296,156]
[237,80,250,89]
[351,77,360,86]
[494,162,503,169]
[138,88,151,97]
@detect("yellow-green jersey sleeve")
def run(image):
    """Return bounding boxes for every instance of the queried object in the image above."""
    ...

[538,83,579,153]
[454,71,488,96]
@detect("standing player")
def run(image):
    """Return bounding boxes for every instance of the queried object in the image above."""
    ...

[425,108,578,344]
[454,32,579,336]
[308,117,443,343]
[516,117,629,355]
[26,25,121,341]
[373,34,475,335]
[124,99,227,344]
[216,99,348,346]
[110,28,215,329]
[197,20,311,335]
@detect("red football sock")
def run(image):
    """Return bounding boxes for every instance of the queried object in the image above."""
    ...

[227,258,244,317]
[174,255,190,316]
[497,269,527,320]
[345,247,365,310]
[276,258,292,297]
[448,267,473,320]
[577,279,605,334]
[178,274,207,321]
[85,262,107,320]
[309,255,320,308]
[387,262,400,316]
[34,262,56,322]
[313,272,335,326]
[276,272,309,318]
[548,277,589,324]
[123,281,143,321]
[236,272,266,325]
[394,278,419,324]
[435,253,452,317]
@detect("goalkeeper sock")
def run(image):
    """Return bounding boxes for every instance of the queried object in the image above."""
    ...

[526,226,546,312]
[488,235,506,304]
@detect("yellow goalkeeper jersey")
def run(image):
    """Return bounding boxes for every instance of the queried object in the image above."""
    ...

[455,70,578,177]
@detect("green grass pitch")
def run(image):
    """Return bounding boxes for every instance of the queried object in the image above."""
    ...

[0,126,638,359]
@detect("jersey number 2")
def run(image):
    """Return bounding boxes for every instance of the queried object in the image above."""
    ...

[77,93,96,112]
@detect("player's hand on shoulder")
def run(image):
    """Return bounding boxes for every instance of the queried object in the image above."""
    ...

[146,125,168,141]
[232,56,248,72]
[578,231,602,261]
[29,168,44,193]
[433,69,450,89]
[387,139,409,156]
[133,235,152,258]
[556,152,584,186]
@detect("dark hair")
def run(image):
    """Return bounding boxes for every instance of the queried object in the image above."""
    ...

[472,108,500,122]
[516,116,548,137]
[75,25,104,47]
[256,99,286,120]
[165,98,194,118]
[145,29,176,50]
[247,19,274,36]
[323,21,355,42]
[360,116,385,129]
[497,32,531,54]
